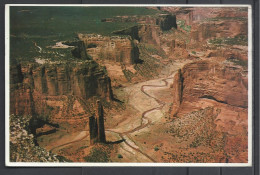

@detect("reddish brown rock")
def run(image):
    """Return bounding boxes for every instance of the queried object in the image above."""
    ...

[190,20,247,43]
[10,86,35,116]
[78,34,140,65]
[170,60,248,163]
[10,60,113,118]
[171,69,183,117]
[171,60,248,116]
[112,24,163,47]
[89,100,106,145]
[102,14,177,31]
[36,124,57,136]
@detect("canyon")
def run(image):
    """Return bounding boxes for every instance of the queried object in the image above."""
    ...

[9,6,249,163]
[10,60,113,133]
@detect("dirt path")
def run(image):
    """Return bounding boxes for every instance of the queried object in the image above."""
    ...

[50,132,89,152]
[122,77,173,135]
[33,41,42,53]
[105,76,174,162]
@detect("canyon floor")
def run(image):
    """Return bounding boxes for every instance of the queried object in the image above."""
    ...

[37,60,186,162]
[36,58,229,163]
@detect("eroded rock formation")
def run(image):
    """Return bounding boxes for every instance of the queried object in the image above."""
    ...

[78,34,140,65]
[190,20,247,43]
[111,14,177,46]
[113,25,163,46]
[102,14,177,31]
[63,40,90,60]
[10,60,113,120]
[171,60,248,116]
[170,60,248,162]
[9,115,65,162]
[157,14,177,31]
[88,100,106,145]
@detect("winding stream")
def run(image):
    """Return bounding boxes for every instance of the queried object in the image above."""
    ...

[49,75,175,162]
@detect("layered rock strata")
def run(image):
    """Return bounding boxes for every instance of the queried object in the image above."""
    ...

[190,20,247,43]
[102,14,177,31]
[171,60,247,116]
[62,40,90,60]
[88,100,106,145]
[10,60,113,118]
[78,34,140,65]
[113,25,163,46]
[170,60,248,162]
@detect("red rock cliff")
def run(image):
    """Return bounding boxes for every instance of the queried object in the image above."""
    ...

[78,34,140,65]
[10,60,113,117]
[171,60,248,116]
[170,60,248,163]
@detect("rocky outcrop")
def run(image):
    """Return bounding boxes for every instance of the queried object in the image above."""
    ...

[156,7,247,26]
[10,64,23,84]
[63,40,90,60]
[154,7,248,51]
[170,60,248,163]
[78,34,140,65]
[157,14,177,31]
[88,100,106,145]
[102,14,177,31]
[171,69,183,117]
[10,60,113,117]
[9,114,66,162]
[190,20,247,43]
[171,60,248,117]
[113,26,140,41]
[112,14,177,46]
[113,25,162,46]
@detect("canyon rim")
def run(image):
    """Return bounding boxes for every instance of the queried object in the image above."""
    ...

[5,5,252,166]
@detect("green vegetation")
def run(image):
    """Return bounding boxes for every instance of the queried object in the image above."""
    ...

[154,146,159,151]
[134,43,165,79]
[83,145,112,162]
[117,154,123,158]
[190,139,201,148]
[122,69,135,82]
[191,51,196,55]
[163,151,217,163]
[208,35,248,46]
[10,7,159,64]
[177,20,191,33]
[227,57,248,68]
[141,43,167,59]
[56,155,73,162]
[10,114,66,162]
[204,16,247,22]
[143,44,162,56]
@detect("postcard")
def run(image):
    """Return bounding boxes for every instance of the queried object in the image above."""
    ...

[5,4,252,166]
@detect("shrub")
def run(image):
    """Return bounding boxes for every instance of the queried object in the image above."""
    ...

[154,146,159,151]
[191,51,196,55]
[117,154,123,158]
[83,146,110,162]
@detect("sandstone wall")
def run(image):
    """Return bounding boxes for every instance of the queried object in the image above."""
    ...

[78,34,140,65]
[111,14,177,47]
[89,100,106,145]
[102,14,177,31]
[171,60,248,116]
[170,60,248,163]
[10,60,113,117]
[190,21,247,42]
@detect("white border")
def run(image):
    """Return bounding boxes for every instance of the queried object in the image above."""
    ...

[5,4,253,167]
